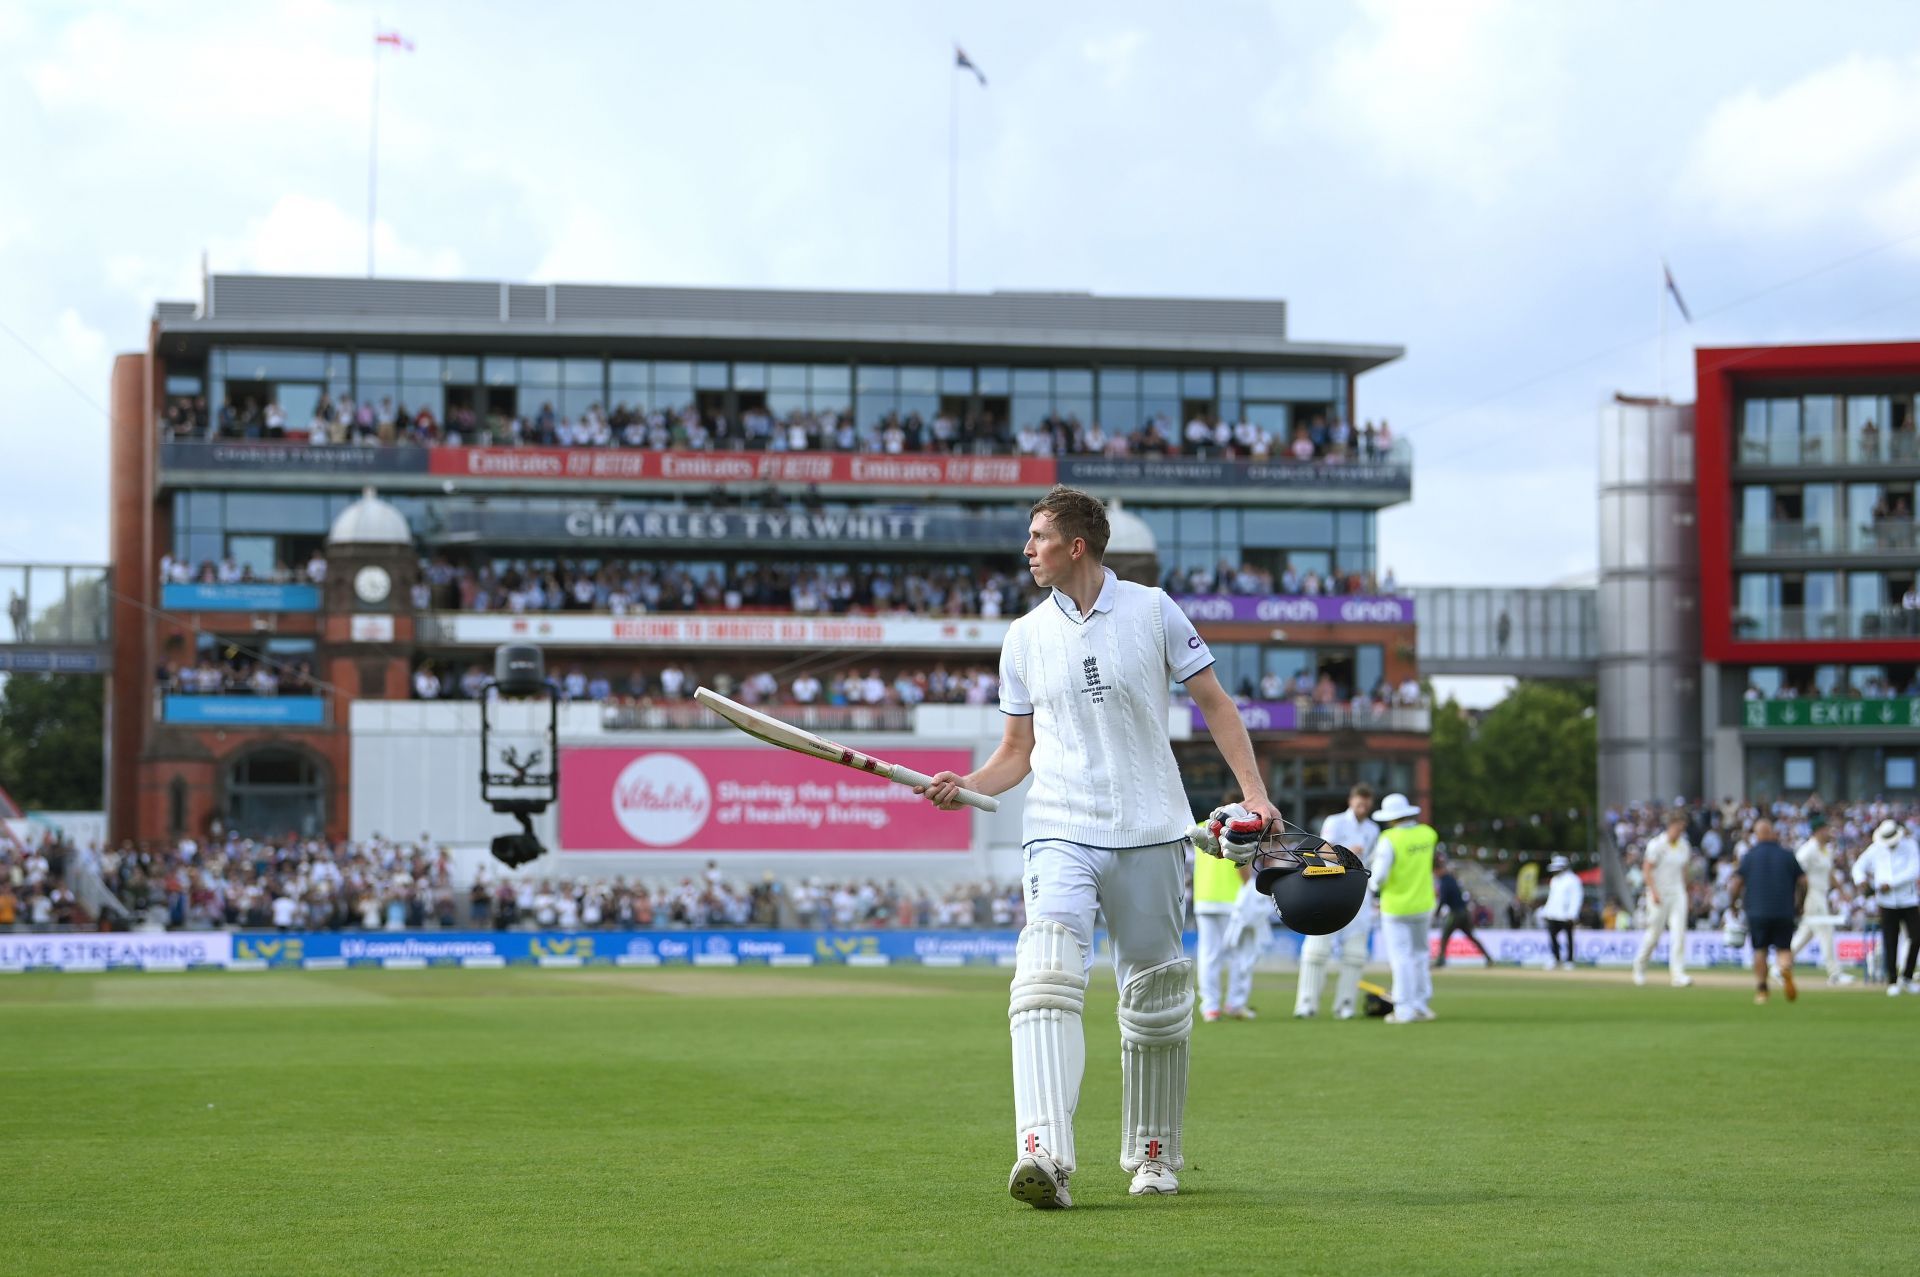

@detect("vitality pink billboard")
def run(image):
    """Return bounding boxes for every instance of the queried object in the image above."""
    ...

[558,747,977,852]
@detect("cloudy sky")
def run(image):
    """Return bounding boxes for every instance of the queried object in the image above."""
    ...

[5,0,1920,585]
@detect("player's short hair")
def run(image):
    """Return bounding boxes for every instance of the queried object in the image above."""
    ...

[1665,810,1687,826]
[1349,783,1374,800]
[1029,485,1110,559]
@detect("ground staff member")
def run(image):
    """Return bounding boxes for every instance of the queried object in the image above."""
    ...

[919,485,1277,1209]
[1632,812,1695,988]
[1193,811,1256,1022]
[1432,852,1493,967]
[1540,856,1582,969]
[1786,816,1853,987]
[1851,819,1920,995]
[1294,784,1380,1018]
[1367,793,1437,1023]
[1730,818,1806,1005]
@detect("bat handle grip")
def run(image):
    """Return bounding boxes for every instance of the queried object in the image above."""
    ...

[890,765,1001,813]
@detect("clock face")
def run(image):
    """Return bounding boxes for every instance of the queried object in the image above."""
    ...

[353,565,392,605]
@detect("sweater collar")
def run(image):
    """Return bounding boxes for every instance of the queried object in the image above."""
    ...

[1050,567,1117,624]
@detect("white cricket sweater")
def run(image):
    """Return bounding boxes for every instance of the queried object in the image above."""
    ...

[1000,569,1212,848]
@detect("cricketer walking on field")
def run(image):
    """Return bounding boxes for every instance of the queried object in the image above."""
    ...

[918,485,1278,1210]
[1293,784,1381,1019]
[1785,816,1853,986]
[1632,813,1695,988]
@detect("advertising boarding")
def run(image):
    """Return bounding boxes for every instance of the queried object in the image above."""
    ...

[558,746,976,852]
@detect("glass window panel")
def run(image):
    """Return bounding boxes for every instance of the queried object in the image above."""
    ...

[811,365,852,398]
[767,390,808,417]
[609,360,649,389]
[856,393,897,433]
[165,373,203,394]
[1177,508,1215,545]
[1804,485,1838,548]
[1141,368,1179,396]
[1098,396,1138,432]
[937,367,972,395]
[1768,398,1801,465]
[976,367,1011,395]
[560,386,600,418]
[1010,396,1050,428]
[1245,402,1289,434]
[563,358,602,387]
[355,352,399,382]
[1055,369,1093,396]
[1240,369,1336,400]
[1288,550,1333,577]
[1783,756,1815,790]
[733,362,767,391]
[694,361,729,390]
[1803,396,1837,462]
[484,356,517,386]
[221,348,329,380]
[1740,399,1767,463]
[768,364,808,390]
[1100,368,1139,396]
[1888,757,1917,789]
[397,354,438,383]
[857,365,897,393]
[897,366,937,395]
[1181,369,1213,399]
[1012,368,1051,394]
[1055,396,1093,425]
[1218,370,1239,398]
[518,358,560,387]
[186,492,223,528]
[1740,486,1771,553]
[653,361,693,391]
[227,535,276,578]
[1356,645,1384,694]
[1242,509,1334,546]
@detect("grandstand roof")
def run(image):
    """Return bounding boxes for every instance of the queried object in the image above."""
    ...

[152,274,1402,371]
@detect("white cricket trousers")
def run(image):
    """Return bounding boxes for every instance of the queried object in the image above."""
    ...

[1380,913,1432,1021]
[1788,918,1843,977]
[1023,838,1186,986]
[1195,911,1254,1016]
[1633,895,1689,978]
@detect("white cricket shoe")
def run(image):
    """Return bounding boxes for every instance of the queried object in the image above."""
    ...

[1332,1001,1355,1021]
[1412,1006,1437,1021]
[1128,1160,1178,1196]
[1631,968,1647,986]
[1887,984,1903,998]
[1294,1008,1316,1020]
[1906,980,1920,996]
[1768,962,1782,982]
[1671,974,1693,988]
[1201,1009,1222,1023]
[1226,1006,1258,1021]
[1009,1152,1072,1210]
[1828,972,1856,986]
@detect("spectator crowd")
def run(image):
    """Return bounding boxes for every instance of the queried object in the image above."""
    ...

[168,389,1404,469]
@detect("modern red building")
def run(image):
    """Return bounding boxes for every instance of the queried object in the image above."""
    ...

[1692,341,1920,801]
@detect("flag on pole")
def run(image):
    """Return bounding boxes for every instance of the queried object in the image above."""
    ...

[954,45,986,86]
[376,30,415,52]
[1663,260,1692,324]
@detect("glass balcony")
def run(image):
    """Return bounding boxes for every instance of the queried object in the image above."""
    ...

[1738,426,1920,468]
[1731,607,1920,641]
[1736,520,1917,557]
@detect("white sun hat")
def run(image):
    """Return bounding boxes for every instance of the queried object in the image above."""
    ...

[1375,793,1421,822]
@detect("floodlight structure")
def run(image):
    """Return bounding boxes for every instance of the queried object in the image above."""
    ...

[480,643,559,867]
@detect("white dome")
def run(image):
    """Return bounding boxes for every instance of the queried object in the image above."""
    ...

[1106,506,1156,557]
[328,488,412,547]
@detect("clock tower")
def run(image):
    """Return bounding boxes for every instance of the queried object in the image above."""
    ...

[320,487,419,702]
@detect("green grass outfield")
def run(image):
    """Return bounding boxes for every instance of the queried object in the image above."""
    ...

[2,964,1912,1276]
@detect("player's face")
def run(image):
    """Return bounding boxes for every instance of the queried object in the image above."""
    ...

[1025,514,1076,587]
[1350,794,1373,820]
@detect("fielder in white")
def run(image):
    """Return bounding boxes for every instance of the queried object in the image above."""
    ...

[1631,812,1695,988]
[1785,816,1853,986]
[1294,784,1381,1019]
[919,485,1277,1209]
[1193,813,1268,1022]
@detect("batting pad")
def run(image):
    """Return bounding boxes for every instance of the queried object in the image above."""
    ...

[1118,957,1192,1171]
[1295,932,1332,1015]
[1010,920,1088,1173]
[1334,926,1370,1013]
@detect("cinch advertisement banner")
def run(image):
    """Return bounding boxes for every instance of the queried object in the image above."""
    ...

[1172,594,1415,625]
[557,746,976,852]
[1419,927,1879,968]
[0,931,233,968]
[429,448,1056,489]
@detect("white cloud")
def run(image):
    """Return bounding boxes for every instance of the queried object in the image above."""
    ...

[1680,50,1920,241]
[1269,0,1571,200]
[1083,30,1145,89]
[209,193,463,279]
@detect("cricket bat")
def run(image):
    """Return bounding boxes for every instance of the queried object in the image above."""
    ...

[694,687,1000,813]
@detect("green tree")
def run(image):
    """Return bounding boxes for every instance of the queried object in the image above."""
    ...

[1429,680,1596,852]
[0,674,104,811]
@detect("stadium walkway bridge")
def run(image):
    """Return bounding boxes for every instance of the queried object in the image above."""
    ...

[1414,586,1598,680]
[0,563,113,675]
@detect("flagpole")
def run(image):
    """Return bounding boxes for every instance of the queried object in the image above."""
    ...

[368,23,381,278]
[947,63,959,292]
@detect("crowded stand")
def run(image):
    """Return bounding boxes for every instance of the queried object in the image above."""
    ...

[166,389,1402,467]
[0,831,1026,935]
[1607,797,1920,933]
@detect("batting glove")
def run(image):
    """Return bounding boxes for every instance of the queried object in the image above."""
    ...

[1203,803,1268,864]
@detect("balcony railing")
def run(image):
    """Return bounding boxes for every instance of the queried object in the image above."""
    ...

[1735,520,1918,557]
[600,701,915,733]
[1738,431,1920,468]
[1731,607,1920,642]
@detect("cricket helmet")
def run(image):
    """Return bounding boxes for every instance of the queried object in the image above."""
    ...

[1250,827,1371,936]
